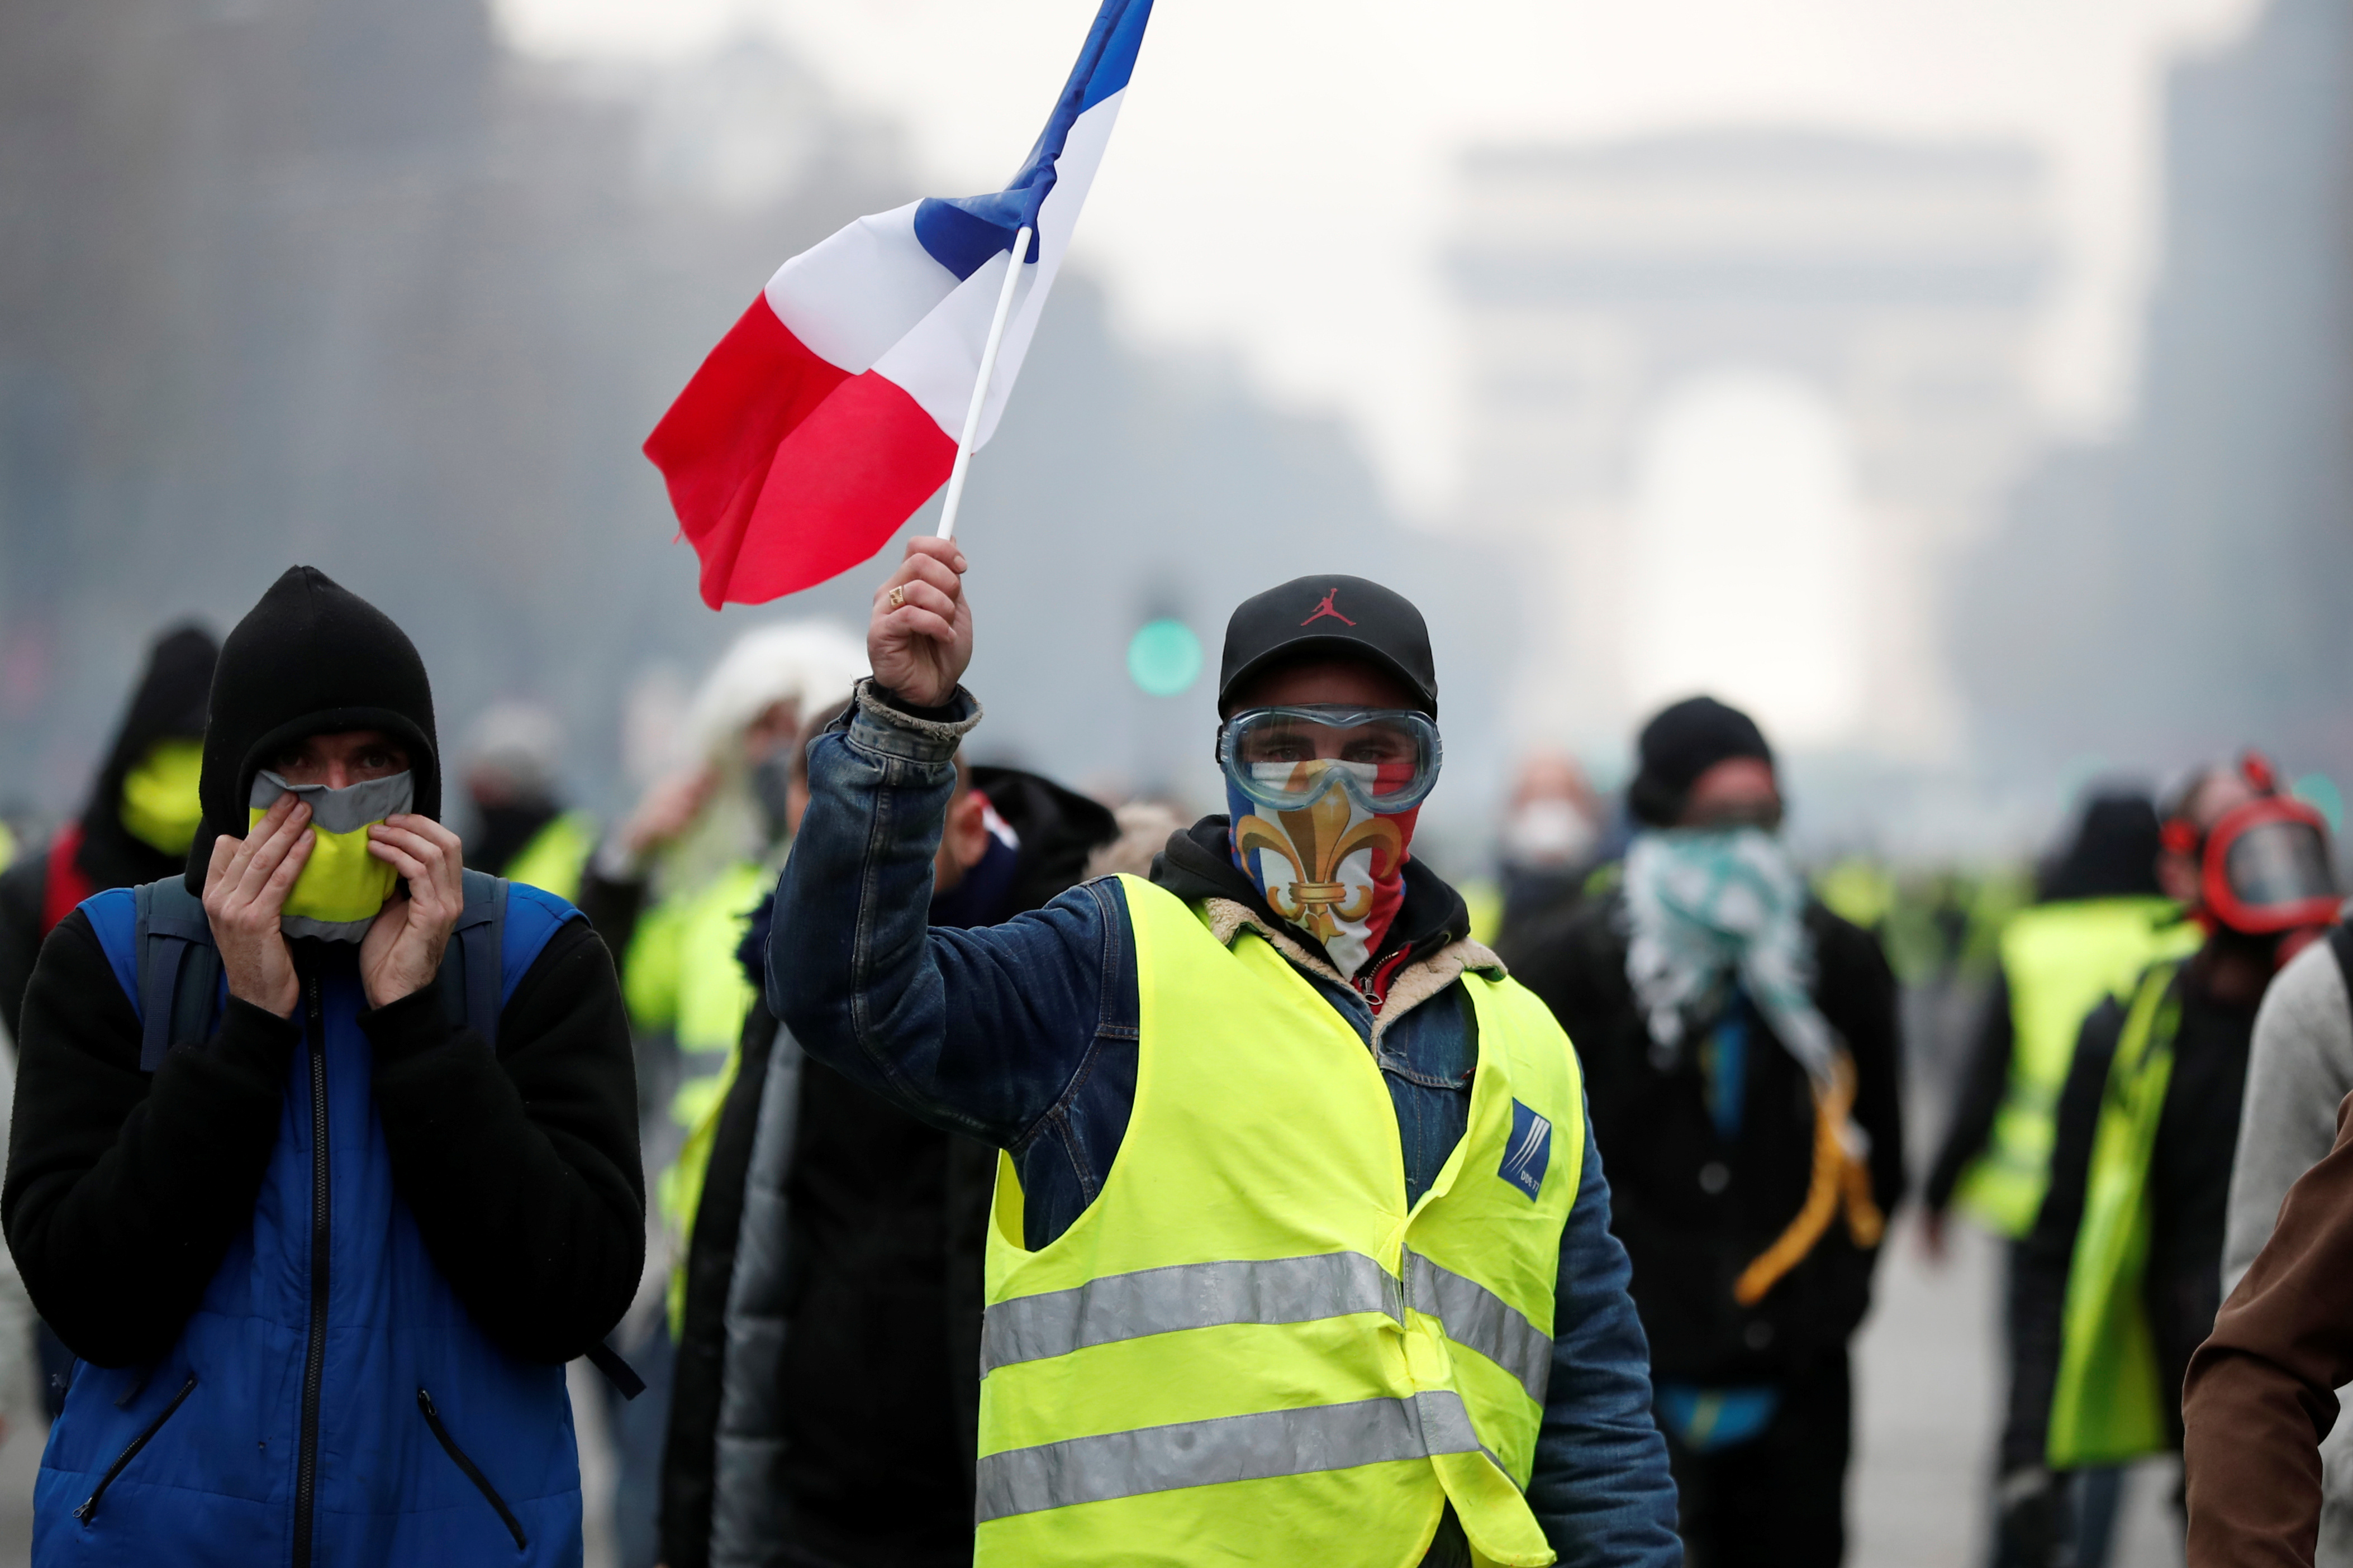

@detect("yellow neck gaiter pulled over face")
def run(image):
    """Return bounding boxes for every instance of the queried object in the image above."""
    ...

[120,737,206,856]
[248,769,414,941]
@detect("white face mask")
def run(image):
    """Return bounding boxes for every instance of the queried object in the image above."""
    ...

[1503,798,1598,868]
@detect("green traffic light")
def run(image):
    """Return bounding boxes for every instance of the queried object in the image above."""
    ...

[1126,618,1202,697]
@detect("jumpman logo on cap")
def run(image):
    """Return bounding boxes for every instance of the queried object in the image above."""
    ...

[1301,588,1356,627]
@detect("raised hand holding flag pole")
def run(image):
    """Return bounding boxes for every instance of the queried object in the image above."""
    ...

[645,0,1152,606]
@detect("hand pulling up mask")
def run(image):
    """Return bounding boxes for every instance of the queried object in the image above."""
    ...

[248,770,414,941]
[1218,706,1441,980]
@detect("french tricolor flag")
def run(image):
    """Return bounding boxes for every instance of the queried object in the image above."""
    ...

[646,0,1153,607]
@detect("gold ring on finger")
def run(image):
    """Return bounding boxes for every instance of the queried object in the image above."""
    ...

[889,585,906,609]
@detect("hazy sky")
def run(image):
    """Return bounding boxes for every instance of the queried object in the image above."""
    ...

[498,0,2262,516]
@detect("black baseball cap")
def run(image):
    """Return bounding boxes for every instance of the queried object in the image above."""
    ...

[1217,575,1438,718]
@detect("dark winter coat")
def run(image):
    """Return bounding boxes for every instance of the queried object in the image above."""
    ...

[1502,885,1907,1385]
[2,567,642,1565]
[655,766,1114,1568]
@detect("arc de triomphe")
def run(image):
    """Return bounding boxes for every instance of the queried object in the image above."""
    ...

[1451,130,2049,762]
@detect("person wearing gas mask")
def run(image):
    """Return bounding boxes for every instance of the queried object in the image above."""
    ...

[1502,696,1905,1568]
[2000,755,2338,1568]
[2,566,644,1564]
[767,542,1680,1567]
[0,623,218,1045]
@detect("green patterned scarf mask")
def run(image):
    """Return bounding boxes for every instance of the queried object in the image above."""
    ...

[247,770,413,941]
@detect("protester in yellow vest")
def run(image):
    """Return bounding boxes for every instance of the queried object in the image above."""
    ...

[2000,756,2340,1568]
[574,619,865,1567]
[765,538,1681,1568]
[458,700,597,902]
[1918,787,2189,1568]
[1927,791,2189,1247]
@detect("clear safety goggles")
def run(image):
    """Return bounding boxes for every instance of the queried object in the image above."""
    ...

[1216,706,1442,813]
[2202,797,2342,935]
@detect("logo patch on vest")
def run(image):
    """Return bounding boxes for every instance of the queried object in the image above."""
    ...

[1499,1099,1553,1200]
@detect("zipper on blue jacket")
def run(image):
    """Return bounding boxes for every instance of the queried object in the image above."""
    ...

[417,1389,529,1550]
[73,1375,197,1524]
[292,975,329,1568]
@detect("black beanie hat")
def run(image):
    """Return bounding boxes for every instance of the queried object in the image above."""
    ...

[184,566,439,893]
[1627,695,1774,828]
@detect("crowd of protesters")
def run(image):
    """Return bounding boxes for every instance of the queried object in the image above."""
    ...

[0,551,2341,1567]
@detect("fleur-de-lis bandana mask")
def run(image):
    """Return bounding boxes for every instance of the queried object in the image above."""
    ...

[1227,761,1419,980]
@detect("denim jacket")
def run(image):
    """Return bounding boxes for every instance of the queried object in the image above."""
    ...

[768,684,1682,1568]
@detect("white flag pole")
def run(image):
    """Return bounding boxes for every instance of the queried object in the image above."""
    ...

[936,225,1033,542]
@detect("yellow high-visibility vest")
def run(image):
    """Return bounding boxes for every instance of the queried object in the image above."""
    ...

[2047,958,2184,1469]
[626,859,768,1336]
[976,874,1586,1567]
[1953,898,2192,1237]
[501,809,597,903]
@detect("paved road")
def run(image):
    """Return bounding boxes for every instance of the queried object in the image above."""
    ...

[1852,1208,2183,1568]
[0,1211,2188,1567]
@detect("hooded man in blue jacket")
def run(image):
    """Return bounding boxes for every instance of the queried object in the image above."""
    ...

[4,566,645,1567]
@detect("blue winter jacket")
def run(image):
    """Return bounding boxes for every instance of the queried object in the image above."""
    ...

[768,685,1682,1568]
[32,883,595,1568]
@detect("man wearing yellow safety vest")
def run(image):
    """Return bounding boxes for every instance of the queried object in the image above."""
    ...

[770,537,1682,1567]
[577,620,866,1568]
[1926,789,2181,1250]
[1921,786,2186,1568]
[458,702,598,902]
[2003,755,2341,1568]
[1505,697,1906,1568]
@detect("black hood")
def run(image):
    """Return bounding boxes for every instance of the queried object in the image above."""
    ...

[1150,815,1470,976]
[2039,790,2164,903]
[184,566,439,894]
[969,766,1119,918]
[74,623,219,890]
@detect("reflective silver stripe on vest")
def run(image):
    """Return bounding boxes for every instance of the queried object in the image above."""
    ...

[975,1390,1482,1523]
[981,1252,1400,1375]
[1406,1250,1552,1404]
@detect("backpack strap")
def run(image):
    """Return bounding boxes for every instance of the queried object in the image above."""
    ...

[437,869,509,1046]
[586,1341,647,1400]
[132,879,222,1073]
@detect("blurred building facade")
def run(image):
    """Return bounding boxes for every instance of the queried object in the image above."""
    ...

[0,0,1504,835]
[1955,0,2353,784]
[1451,130,2050,764]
